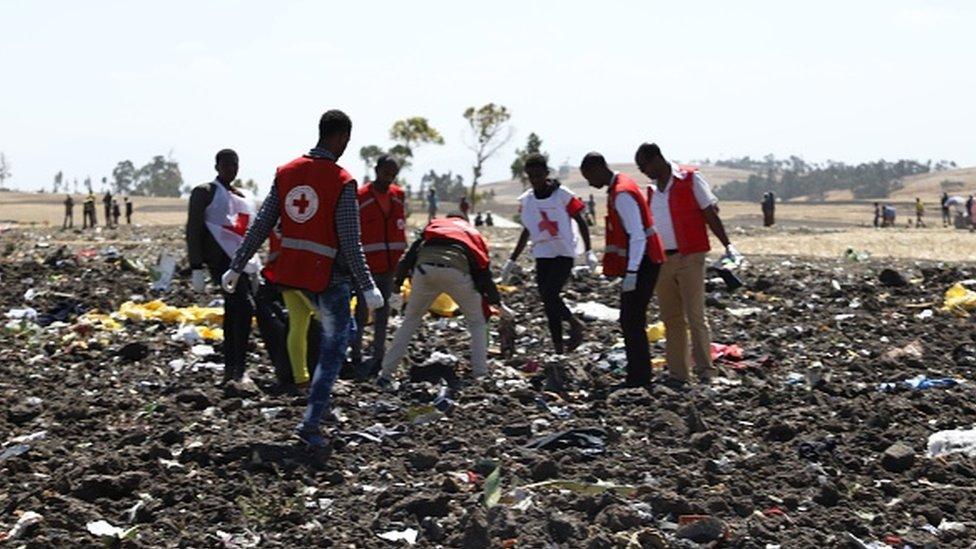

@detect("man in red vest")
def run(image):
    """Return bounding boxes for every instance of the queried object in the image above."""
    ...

[377,214,512,386]
[581,152,666,388]
[635,142,738,386]
[222,110,385,449]
[352,154,406,376]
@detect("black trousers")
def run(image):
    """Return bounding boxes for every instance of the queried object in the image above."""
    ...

[619,257,661,385]
[535,257,575,349]
[221,279,254,381]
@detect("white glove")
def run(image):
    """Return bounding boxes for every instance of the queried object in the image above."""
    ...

[363,287,385,310]
[499,304,515,320]
[622,271,638,293]
[724,244,743,264]
[585,250,599,272]
[221,269,240,293]
[191,269,207,293]
[500,259,515,282]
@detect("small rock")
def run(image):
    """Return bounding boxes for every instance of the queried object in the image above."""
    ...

[501,423,532,437]
[881,442,915,473]
[409,450,439,471]
[689,431,717,451]
[175,390,212,410]
[547,514,576,543]
[675,516,726,543]
[879,268,908,287]
[530,458,559,481]
[765,421,797,442]
[117,342,149,362]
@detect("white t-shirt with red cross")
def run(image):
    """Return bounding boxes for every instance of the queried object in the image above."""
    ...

[518,183,586,259]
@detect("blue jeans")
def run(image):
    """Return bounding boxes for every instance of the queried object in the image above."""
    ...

[299,281,353,433]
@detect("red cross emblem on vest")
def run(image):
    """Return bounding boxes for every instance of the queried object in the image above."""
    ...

[284,185,319,223]
[538,211,559,237]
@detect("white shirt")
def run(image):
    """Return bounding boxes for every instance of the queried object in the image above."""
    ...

[610,173,647,272]
[518,185,584,259]
[649,162,717,251]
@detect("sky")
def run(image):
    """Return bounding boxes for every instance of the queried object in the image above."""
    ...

[0,0,973,195]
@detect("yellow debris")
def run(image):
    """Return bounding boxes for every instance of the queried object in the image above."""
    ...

[77,312,123,332]
[646,321,666,343]
[497,284,518,293]
[401,279,460,317]
[195,326,224,341]
[942,283,976,317]
[117,300,224,325]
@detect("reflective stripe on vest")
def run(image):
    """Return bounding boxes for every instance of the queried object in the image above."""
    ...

[362,241,409,253]
[280,237,337,258]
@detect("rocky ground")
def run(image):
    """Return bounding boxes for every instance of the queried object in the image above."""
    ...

[2,225,976,548]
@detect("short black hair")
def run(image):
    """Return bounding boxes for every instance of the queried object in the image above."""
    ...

[635,142,663,163]
[580,152,607,171]
[215,149,238,164]
[524,153,548,171]
[376,154,399,169]
[319,109,352,140]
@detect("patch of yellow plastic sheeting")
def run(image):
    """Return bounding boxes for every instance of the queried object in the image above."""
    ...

[497,284,518,293]
[117,300,223,325]
[195,326,224,341]
[942,283,976,317]
[400,279,460,318]
[646,321,666,343]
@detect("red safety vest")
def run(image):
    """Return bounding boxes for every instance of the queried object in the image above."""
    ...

[357,182,407,274]
[260,222,283,283]
[648,166,710,255]
[604,173,665,277]
[273,156,353,292]
[422,217,490,269]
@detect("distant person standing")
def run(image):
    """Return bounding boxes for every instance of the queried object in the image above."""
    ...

[427,187,438,221]
[112,199,121,227]
[459,195,470,218]
[62,194,74,229]
[83,192,97,228]
[882,204,897,227]
[969,195,976,230]
[102,191,113,228]
[124,197,133,225]
[761,192,774,227]
[915,197,925,228]
[636,143,738,386]
[873,202,881,228]
[485,211,494,226]
[941,192,951,227]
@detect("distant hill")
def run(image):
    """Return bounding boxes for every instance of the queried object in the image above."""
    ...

[483,163,754,205]
[790,167,976,203]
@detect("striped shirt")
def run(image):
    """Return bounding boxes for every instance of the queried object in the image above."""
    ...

[230,147,375,292]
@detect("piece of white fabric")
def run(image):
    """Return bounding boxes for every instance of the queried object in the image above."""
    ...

[649,163,717,250]
[204,181,261,274]
[518,186,583,259]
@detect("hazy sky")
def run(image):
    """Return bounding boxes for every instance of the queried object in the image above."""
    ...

[1,0,973,194]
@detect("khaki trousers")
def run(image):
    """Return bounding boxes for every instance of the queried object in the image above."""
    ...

[655,252,716,381]
[380,265,488,378]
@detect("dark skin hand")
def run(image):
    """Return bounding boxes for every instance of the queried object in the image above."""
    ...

[636,150,731,248]
[509,166,591,262]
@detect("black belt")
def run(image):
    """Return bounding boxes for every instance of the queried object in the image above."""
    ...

[665,249,680,256]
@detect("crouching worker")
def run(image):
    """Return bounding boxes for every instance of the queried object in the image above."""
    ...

[222,109,384,449]
[378,214,512,385]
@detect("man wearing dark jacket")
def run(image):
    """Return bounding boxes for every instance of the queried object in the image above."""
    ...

[378,214,512,384]
[185,149,287,384]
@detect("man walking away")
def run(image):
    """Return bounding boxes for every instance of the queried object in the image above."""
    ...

[83,192,97,229]
[636,143,739,386]
[581,152,666,388]
[873,202,881,228]
[223,110,384,450]
[125,197,133,225]
[459,195,470,218]
[379,214,512,385]
[63,194,74,229]
[353,154,407,376]
[502,153,593,354]
[112,199,121,227]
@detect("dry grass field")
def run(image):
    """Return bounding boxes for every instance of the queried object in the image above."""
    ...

[3,188,974,262]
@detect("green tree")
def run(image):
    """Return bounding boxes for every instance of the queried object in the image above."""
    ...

[421,170,466,202]
[388,117,443,180]
[510,132,546,186]
[84,176,93,194]
[463,103,512,206]
[0,153,11,189]
[134,155,183,197]
[112,160,137,194]
[53,171,63,193]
